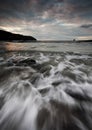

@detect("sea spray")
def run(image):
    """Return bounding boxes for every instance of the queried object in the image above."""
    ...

[0,51,92,130]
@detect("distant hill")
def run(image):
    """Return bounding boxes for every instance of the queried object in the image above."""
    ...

[0,30,37,41]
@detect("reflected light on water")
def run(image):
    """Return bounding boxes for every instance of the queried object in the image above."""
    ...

[6,42,23,51]
[1,41,92,54]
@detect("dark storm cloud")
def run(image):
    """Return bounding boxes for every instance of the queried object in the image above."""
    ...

[0,0,92,23]
[0,0,92,40]
[80,24,92,29]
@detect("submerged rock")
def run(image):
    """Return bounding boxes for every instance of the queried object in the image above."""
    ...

[52,80,62,87]
[17,58,36,66]
[30,73,41,85]
[70,59,84,65]
[38,87,50,96]
[0,51,92,130]
[62,68,77,82]
[39,65,51,76]
[70,58,92,66]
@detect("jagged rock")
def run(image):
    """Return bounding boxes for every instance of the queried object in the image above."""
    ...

[16,58,36,66]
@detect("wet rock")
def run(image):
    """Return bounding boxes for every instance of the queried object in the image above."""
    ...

[77,75,85,83]
[16,58,36,66]
[67,52,74,55]
[65,88,90,101]
[0,68,12,83]
[39,65,51,76]
[0,61,13,67]
[38,87,50,96]
[52,80,70,87]
[70,59,84,65]
[52,80,62,87]
[7,61,14,66]
[62,68,85,83]
[62,68,77,82]
[78,68,90,76]
[84,59,92,66]
[30,73,41,85]
[70,58,92,66]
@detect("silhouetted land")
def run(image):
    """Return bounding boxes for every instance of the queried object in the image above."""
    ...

[37,40,92,43]
[0,30,92,43]
[0,30,36,41]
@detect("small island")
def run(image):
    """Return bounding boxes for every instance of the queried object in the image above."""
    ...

[0,30,37,41]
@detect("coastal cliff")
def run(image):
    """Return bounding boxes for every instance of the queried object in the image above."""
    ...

[0,30,36,41]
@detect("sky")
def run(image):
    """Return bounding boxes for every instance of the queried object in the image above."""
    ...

[0,0,92,40]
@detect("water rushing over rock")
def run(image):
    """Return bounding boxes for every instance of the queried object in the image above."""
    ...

[0,51,92,130]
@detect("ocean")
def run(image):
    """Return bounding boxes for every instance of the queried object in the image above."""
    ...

[0,41,92,130]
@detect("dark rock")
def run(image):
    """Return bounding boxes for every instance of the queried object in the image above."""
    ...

[52,80,70,87]
[78,68,90,76]
[39,65,51,76]
[38,87,50,95]
[30,73,41,85]
[62,68,77,82]
[84,59,92,66]
[52,80,62,86]
[19,58,36,64]
[16,58,36,66]
[70,58,92,66]
[70,59,83,65]
[65,88,90,101]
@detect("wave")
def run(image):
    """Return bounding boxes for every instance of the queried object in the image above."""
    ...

[0,52,92,130]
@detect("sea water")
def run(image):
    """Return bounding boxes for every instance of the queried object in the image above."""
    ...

[0,41,92,130]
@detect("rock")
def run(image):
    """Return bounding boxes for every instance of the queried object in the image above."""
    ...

[30,73,41,85]
[65,88,90,101]
[17,58,36,66]
[38,87,50,95]
[52,80,70,87]
[52,81,62,87]
[70,58,92,66]
[70,59,83,65]
[62,68,77,82]
[39,65,51,76]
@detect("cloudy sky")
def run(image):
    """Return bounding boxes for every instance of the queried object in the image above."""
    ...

[0,0,92,40]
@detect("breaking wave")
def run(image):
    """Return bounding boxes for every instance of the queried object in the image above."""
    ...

[0,51,92,130]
